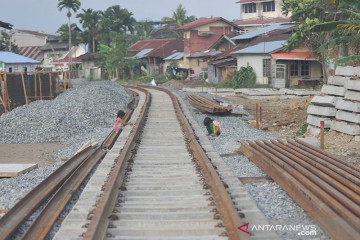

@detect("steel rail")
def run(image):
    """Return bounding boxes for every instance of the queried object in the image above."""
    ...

[239,139,360,240]
[186,94,232,113]
[21,147,106,240]
[0,88,139,240]
[84,86,151,240]
[145,86,246,240]
[0,146,95,240]
[101,88,139,150]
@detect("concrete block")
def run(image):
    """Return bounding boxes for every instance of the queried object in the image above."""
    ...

[306,125,321,136]
[296,136,320,148]
[321,85,346,96]
[306,115,334,128]
[344,90,360,101]
[355,136,360,142]
[284,89,321,96]
[307,105,337,117]
[336,110,360,124]
[336,99,360,112]
[346,79,360,91]
[327,76,349,86]
[311,95,338,107]
[335,66,360,76]
[331,121,360,135]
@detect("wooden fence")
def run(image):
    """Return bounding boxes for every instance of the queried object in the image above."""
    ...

[0,71,72,115]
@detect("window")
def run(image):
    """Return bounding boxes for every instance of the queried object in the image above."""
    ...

[263,59,271,77]
[290,61,310,76]
[244,3,256,13]
[14,65,18,72]
[300,61,310,76]
[263,1,275,12]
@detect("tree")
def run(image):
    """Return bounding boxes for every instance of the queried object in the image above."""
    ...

[0,32,19,53]
[57,0,81,70]
[311,0,360,65]
[96,33,135,80]
[232,64,256,88]
[134,20,155,40]
[77,8,102,52]
[282,0,341,79]
[161,4,196,27]
[56,23,84,47]
[99,5,136,46]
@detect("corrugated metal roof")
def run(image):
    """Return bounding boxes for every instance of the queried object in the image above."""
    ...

[163,52,184,60]
[133,48,154,59]
[234,18,291,26]
[231,40,287,54]
[232,23,295,40]
[0,51,40,64]
[19,46,43,62]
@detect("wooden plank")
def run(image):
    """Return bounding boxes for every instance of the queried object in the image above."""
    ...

[0,73,7,113]
[34,71,37,98]
[39,73,42,100]
[0,163,38,177]
[49,72,53,98]
[4,70,10,111]
[21,72,29,104]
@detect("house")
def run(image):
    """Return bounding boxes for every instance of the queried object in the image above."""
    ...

[128,38,183,75]
[0,51,40,72]
[40,36,85,71]
[176,17,240,78]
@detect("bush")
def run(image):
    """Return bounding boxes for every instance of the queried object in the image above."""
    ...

[296,123,309,136]
[232,63,256,88]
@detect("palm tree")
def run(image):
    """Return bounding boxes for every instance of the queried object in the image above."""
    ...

[57,0,81,70]
[161,4,196,27]
[77,8,101,52]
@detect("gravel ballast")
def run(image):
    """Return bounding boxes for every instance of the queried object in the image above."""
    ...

[1,83,330,239]
[0,80,129,212]
[172,88,329,240]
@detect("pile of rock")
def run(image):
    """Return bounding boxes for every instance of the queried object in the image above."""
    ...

[307,66,360,137]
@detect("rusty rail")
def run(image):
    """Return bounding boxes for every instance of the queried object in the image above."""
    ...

[0,87,139,240]
[239,138,360,240]
[84,86,151,239]
[186,94,232,113]
[146,86,246,240]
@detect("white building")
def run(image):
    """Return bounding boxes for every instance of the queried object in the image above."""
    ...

[0,51,40,72]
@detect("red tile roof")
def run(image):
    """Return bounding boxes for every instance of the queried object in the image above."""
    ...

[177,17,240,31]
[234,18,291,26]
[271,52,317,60]
[128,38,176,54]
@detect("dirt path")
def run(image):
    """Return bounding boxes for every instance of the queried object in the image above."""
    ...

[0,143,66,167]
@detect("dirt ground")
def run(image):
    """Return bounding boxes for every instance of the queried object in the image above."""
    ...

[224,95,360,168]
[0,143,65,168]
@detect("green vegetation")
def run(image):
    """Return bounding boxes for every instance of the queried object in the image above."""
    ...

[296,123,309,136]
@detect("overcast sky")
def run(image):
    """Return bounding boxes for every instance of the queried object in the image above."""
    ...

[0,0,240,34]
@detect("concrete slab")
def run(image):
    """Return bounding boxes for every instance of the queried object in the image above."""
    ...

[311,95,338,107]
[283,89,321,96]
[327,76,349,86]
[335,66,360,76]
[306,125,321,136]
[336,110,360,124]
[296,137,320,148]
[331,120,360,135]
[336,99,360,112]
[345,90,360,101]
[321,85,346,96]
[355,136,360,142]
[306,115,334,128]
[307,105,337,117]
[0,163,38,177]
[346,79,360,91]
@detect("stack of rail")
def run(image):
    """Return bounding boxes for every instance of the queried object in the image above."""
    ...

[239,138,360,240]
[186,94,232,114]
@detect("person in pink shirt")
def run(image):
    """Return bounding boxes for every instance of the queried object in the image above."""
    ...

[113,110,133,132]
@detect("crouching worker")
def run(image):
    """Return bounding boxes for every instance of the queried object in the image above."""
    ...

[113,110,133,132]
[203,117,222,136]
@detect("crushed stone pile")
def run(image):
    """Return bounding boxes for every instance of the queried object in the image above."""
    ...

[0,81,129,158]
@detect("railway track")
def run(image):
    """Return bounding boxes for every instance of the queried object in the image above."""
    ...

[0,86,247,240]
